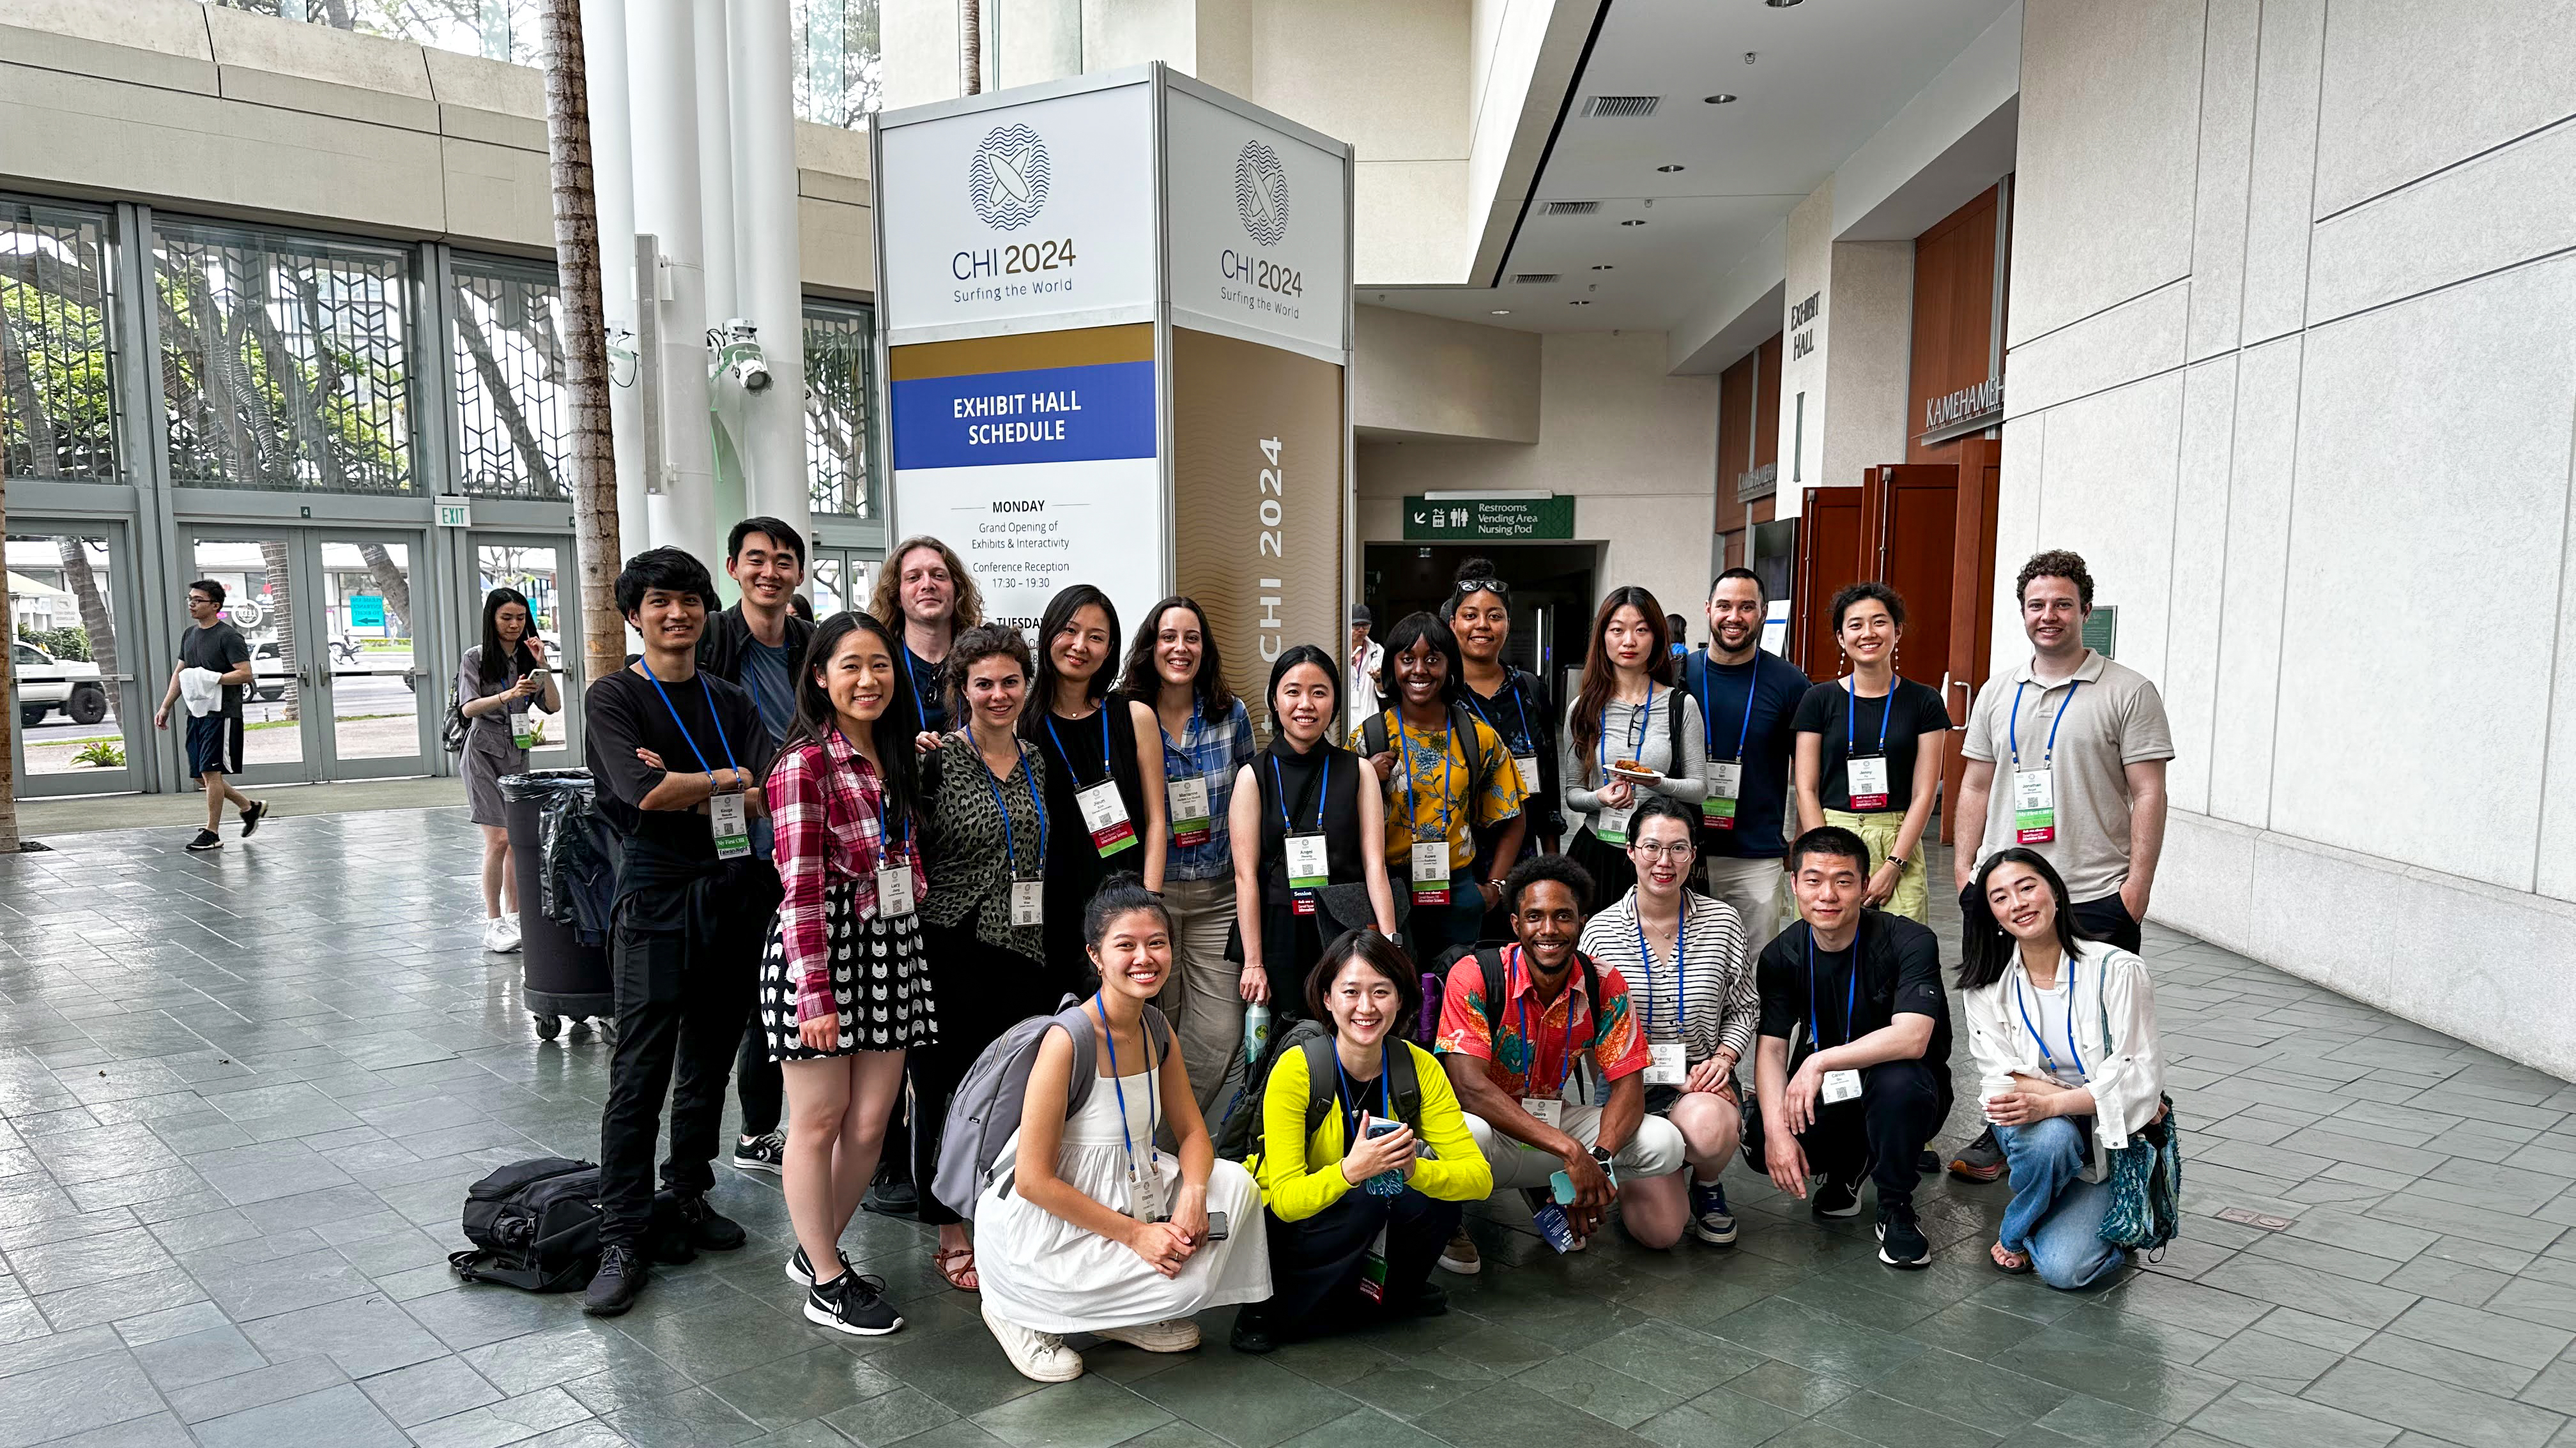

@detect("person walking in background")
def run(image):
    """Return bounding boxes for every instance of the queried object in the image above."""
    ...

[153,578,266,853]
[871,535,983,740]
[1562,588,1705,913]
[1029,586,1169,973]
[456,586,560,952]
[1448,560,1563,934]
[1353,612,1526,968]
[911,624,1055,1293]
[1121,596,1259,1115]
[1948,548,2174,1183]
[1666,613,1692,660]
[759,611,925,1337]
[1680,568,1807,947]
[1959,846,2165,1288]
[1792,583,1950,924]
[1347,604,1384,731]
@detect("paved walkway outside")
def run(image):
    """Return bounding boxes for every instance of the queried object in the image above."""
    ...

[1,807,2572,1448]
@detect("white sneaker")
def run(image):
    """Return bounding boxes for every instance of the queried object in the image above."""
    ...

[1093,1317,1200,1353]
[983,1304,1084,1382]
[480,917,519,954]
[496,913,522,952]
[1437,1228,1482,1276]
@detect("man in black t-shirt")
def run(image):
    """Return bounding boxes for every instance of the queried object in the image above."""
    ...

[1753,827,1951,1269]
[580,548,780,1317]
[153,579,268,851]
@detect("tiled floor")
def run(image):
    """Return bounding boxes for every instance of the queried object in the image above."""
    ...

[3,806,2573,1448]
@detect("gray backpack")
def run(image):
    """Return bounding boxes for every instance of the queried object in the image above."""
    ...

[931,998,1174,1221]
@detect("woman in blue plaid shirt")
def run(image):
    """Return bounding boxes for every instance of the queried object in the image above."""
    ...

[1119,597,1258,1115]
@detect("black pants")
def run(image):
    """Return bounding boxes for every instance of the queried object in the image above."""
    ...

[910,922,1063,1226]
[734,1015,782,1139]
[2070,894,2142,954]
[1793,1059,1947,1207]
[598,915,762,1247]
[1262,1187,1459,1341]
[1567,830,1636,916]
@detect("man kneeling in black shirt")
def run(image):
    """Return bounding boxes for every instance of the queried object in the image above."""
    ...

[1752,826,1952,1269]
[581,547,782,1316]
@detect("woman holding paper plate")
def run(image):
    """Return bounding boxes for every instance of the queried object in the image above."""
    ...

[1561,588,1705,915]
[1027,584,1169,975]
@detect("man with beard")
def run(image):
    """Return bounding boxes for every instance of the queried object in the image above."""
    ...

[1678,568,1809,947]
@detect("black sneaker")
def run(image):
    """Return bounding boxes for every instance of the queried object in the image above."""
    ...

[862,1161,919,1217]
[804,1270,903,1337]
[1811,1171,1864,1220]
[1229,1302,1276,1354]
[583,1244,646,1316]
[1876,1198,1931,1269]
[1949,1125,2006,1183]
[185,829,222,852]
[786,1244,855,1288]
[238,799,267,837]
[732,1130,785,1175]
[1392,1282,1449,1319]
[673,1193,747,1252]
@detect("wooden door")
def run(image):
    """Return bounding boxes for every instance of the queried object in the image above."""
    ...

[1864,463,1961,702]
[1794,485,1865,678]
[1939,434,2004,840]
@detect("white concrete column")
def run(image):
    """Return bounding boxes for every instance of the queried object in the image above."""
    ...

[728,0,815,550]
[579,0,650,571]
[628,0,724,569]
[695,0,751,547]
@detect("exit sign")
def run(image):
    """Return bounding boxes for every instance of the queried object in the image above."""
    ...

[434,497,473,528]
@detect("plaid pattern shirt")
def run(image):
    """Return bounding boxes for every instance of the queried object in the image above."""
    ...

[1155,696,1258,881]
[765,730,926,1023]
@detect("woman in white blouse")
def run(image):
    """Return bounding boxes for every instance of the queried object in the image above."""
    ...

[1577,795,1757,1251]
[1959,847,2165,1288]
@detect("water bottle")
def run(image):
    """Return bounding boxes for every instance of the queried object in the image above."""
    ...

[1242,1002,1271,1066]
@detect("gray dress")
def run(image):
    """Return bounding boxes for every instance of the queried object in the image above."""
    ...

[456,646,557,825]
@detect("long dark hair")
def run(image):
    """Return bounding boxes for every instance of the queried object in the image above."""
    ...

[1265,643,1339,742]
[1026,584,1122,737]
[781,611,922,833]
[1115,595,1236,718]
[1958,847,2094,989]
[1569,586,1674,768]
[1305,927,1423,1040]
[1377,611,1464,719]
[477,587,539,687]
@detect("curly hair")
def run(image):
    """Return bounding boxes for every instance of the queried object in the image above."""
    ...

[942,622,1032,725]
[2016,549,2095,610]
[870,536,985,636]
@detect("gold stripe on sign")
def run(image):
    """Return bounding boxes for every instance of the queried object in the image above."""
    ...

[888,324,1156,381]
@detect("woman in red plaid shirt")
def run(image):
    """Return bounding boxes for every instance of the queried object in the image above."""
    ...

[758,611,932,1339]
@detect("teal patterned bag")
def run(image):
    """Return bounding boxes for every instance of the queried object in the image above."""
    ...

[2100,1095,2180,1251]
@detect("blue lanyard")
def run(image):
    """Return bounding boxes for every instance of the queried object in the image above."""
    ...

[1699,654,1759,763]
[1806,931,1860,1052]
[1598,684,1655,782]
[2009,679,2083,768]
[1393,712,1453,842]
[900,647,936,726]
[1092,996,1158,1183]
[1844,676,1892,761]
[1514,947,1577,1098]
[2012,955,2086,1076]
[1271,751,1329,834]
[1335,1046,1393,1141]
[1634,895,1687,1042]
[1465,678,1535,756]
[976,741,1045,874]
[840,729,908,858]
[637,659,739,777]
[1046,708,1114,786]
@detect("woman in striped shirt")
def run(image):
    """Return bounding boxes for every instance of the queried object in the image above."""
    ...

[1577,795,1758,1250]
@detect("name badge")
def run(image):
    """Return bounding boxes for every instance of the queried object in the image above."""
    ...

[1595,803,1636,845]
[1010,877,1044,927]
[1075,778,1138,857]
[1286,834,1329,917]
[1513,754,1541,793]
[1167,775,1212,848]
[1645,1042,1687,1086]
[709,791,751,860]
[509,710,536,751]
[875,864,916,918]
[1521,1096,1563,1127]
[1821,1068,1863,1105]
[1702,761,1741,830]
[1846,756,1892,811]
[1359,1223,1390,1303]
[2013,768,2057,844]
[1127,1161,1167,1223]
[1410,840,1451,906]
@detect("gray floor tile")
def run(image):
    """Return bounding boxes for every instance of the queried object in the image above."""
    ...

[2186,1382,2399,1448]
[0,1351,164,1448]
[128,1322,266,1391]
[2302,1360,2565,1448]
[356,1353,505,1428]
[191,1381,411,1448]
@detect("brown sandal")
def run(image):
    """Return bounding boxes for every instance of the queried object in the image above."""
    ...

[1991,1242,2033,1274]
[933,1244,979,1292]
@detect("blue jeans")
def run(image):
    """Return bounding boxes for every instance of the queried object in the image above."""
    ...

[1996,1118,2127,1290]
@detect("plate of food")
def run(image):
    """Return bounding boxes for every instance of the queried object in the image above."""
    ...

[1608,759,1660,782]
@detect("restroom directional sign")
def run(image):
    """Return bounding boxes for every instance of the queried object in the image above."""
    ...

[1404,494,1574,541]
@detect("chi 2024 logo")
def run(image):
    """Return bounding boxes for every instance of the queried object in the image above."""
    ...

[1235,141,1290,247]
[969,124,1051,231]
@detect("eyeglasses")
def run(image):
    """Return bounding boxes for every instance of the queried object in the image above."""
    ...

[1630,841,1695,861]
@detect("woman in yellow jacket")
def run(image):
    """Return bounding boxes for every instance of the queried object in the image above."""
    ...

[1232,931,1492,1353]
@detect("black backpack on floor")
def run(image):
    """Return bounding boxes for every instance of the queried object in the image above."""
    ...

[448,1157,602,1292]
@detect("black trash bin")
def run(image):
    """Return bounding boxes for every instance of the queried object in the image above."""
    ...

[501,770,616,1040]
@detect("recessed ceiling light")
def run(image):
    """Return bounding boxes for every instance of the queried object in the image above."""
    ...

[1765,0,1802,8]
[1704,93,1737,105]
[1657,164,1686,173]
[1570,300,1591,306]
[1490,309,1511,316]
[1621,219,1646,227]
[1591,264,1615,271]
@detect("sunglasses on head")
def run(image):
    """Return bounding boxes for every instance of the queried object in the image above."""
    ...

[1455,577,1508,598]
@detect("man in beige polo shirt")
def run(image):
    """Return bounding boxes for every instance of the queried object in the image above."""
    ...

[1947,548,2172,1181]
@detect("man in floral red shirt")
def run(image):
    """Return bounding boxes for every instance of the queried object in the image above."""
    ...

[1436,854,1685,1258]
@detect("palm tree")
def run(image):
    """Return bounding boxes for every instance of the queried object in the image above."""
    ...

[537,0,622,685]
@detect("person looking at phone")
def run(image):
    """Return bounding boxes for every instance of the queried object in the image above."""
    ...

[1562,588,1706,913]
[456,585,560,954]
[1752,827,1951,1270]
[1230,931,1491,1353]
[1435,855,1685,1255]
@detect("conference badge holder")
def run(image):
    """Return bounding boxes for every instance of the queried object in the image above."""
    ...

[1077,779,1138,857]
[876,864,916,918]
[1410,841,1451,907]
[1520,1095,1563,1128]
[1513,754,1541,794]
[1646,1042,1687,1087]
[1594,802,1636,846]
[1702,761,1741,830]
[1286,834,1330,917]
[1167,775,1212,849]
[509,708,537,751]
[709,790,751,860]
[2014,768,2057,844]
[1846,756,1892,812]
[1821,1068,1863,1106]
[1011,877,1044,927]
[1126,1157,1167,1224]
[1358,1224,1390,1302]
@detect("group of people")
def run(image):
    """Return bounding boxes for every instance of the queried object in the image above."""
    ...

[410,518,2175,1382]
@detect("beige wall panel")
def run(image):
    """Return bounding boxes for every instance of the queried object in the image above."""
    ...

[2205,334,2297,832]
[2004,278,2188,418]
[202,2,433,97]
[1816,238,1911,493]
[799,197,877,297]
[422,45,539,114]
[2313,0,2576,220]
[2184,0,2258,362]
[1354,160,1469,286]
[2237,0,2324,346]
[4,0,211,63]
[1351,304,1538,445]
[2307,119,2576,329]
[440,135,553,250]
[1251,0,1469,162]
[2028,370,2182,697]
[2161,356,2235,818]
[0,20,215,94]
[215,63,438,132]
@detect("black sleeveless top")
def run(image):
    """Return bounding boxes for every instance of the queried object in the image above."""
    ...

[1032,698,1153,966]
[1254,738,1370,894]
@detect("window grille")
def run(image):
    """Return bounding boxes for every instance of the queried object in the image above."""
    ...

[0,199,116,480]
[804,300,875,518]
[451,256,571,499]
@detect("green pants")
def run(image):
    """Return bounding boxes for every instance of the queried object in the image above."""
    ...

[1820,808,1928,923]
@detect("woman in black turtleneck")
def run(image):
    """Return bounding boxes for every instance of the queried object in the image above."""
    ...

[1227,645,1399,1014]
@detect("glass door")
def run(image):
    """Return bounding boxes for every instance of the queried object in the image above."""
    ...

[468,533,583,768]
[187,531,314,786]
[807,547,872,620]
[7,525,141,797]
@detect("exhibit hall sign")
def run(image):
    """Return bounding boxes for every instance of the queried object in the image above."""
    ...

[875,66,1353,710]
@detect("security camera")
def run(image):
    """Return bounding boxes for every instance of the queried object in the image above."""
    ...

[708,320,771,393]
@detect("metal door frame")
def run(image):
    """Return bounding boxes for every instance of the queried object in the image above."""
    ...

[463,528,587,768]
[8,519,146,798]
[303,524,436,781]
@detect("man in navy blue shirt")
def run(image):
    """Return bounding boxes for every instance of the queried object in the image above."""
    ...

[1678,568,1809,949]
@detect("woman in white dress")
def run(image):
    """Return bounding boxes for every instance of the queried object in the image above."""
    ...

[977,876,1271,1381]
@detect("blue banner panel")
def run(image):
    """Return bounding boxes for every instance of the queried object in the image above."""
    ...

[891,358,1157,470]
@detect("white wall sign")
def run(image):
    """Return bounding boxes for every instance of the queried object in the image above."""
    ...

[877,82,1158,334]
[1164,89,1350,353]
